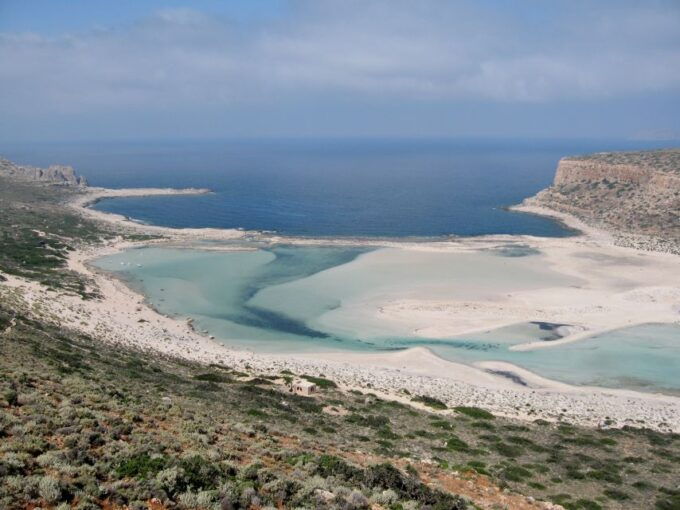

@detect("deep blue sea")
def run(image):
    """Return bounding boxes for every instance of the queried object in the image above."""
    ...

[1,138,671,237]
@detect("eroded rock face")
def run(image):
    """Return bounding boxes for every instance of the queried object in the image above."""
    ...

[0,158,88,186]
[528,149,680,252]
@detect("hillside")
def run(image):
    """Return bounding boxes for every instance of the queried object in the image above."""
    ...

[3,283,680,510]
[525,149,680,252]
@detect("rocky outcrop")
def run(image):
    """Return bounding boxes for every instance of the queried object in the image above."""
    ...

[527,149,680,253]
[0,157,88,186]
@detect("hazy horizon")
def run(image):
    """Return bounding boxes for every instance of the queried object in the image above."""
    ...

[1,0,680,142]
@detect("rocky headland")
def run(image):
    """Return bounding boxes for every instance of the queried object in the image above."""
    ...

[0,156,88,186]
[521,149,680,253]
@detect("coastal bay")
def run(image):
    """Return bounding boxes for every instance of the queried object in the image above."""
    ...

[91,236,680,396]
[3,149,679,433]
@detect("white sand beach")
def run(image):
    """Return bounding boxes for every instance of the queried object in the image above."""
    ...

[2,185,679,432]
[69,186,246,241]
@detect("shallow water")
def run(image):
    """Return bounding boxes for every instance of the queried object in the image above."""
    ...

[404,324,680,394]
[94,245,680,393]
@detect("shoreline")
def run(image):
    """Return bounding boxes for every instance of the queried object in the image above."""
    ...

[69,186,248,241]
[4,184,679,431]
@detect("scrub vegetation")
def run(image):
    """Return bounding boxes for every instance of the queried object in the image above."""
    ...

[1,301,680,509]
[0,178,106,296]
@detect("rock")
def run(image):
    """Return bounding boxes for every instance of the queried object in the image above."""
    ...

[314,489,335,503]
[527,149,680,253]
[0,157,88,186]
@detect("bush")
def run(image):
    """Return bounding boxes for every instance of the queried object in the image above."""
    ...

[116,454,168,479]
[194,373,231,383]
[656,488,680,510]
[315,455,362,481]
[446,436,469,452]
[500,465,532,482]
[411,395,447,410]
[430,419,455,430]
[3,389,18,407]
[564,499,602,510]
[492,443,523,458]
[346,413,390,429]
[454,406,494,420]
[179,455,223,491]
[604,488,629,501]
[301,375,336,389]
[38,476,62,504]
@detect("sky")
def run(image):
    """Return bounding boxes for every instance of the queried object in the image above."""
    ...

[1,0,680,142]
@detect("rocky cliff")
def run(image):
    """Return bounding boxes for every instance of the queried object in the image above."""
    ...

[0,157,88,186]
[527,149,680,252]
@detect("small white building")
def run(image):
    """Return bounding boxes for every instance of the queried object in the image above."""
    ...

[290,379,317,396]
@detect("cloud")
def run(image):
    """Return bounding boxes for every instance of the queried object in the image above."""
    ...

[1,1,679,116]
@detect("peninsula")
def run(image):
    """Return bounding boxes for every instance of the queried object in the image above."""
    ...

[520,149,680,254]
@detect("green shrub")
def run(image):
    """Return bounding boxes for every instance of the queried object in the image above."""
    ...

[194,373,231,383]
[346,413,390,429]
[377,426,399,440]
[3,389,18,407]
[471,421,495,430]
[247,408,267,418]
[38,476,62,504]
[411,395,447,410]
[179,455,223,491]
[603,488,629,501]
[500,465,532,482]
[632,480,654,491]
[116,454,168,479]
[492,442,523,458]
[301,375,336,389]
[315,455,361,480]
[564,499,602,510]
[655,488,680,510]
[446,436,469,452]
[454,406,494,420]
[430,419,455,430]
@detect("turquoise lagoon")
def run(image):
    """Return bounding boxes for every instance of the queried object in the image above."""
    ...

[94,245,680,394]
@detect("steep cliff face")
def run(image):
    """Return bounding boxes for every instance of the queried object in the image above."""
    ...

[0,158,88,186]
[528,149,680,250]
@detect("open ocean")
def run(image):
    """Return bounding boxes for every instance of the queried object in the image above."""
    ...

[1,137,671,237]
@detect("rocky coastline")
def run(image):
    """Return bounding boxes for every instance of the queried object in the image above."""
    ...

[524,149,680,254]
[0,157,88,186]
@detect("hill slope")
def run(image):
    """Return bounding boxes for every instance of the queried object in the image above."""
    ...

[525,149,680,253]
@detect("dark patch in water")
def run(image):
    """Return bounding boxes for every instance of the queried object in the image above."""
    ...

[529,321,570,341]
[218,245,370,339]
[573,251,647,266]
[207,307,331,338]
[388,338,501,352]
[487,369,528,387]
[531,321,568,330]
[485,243,541,257]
